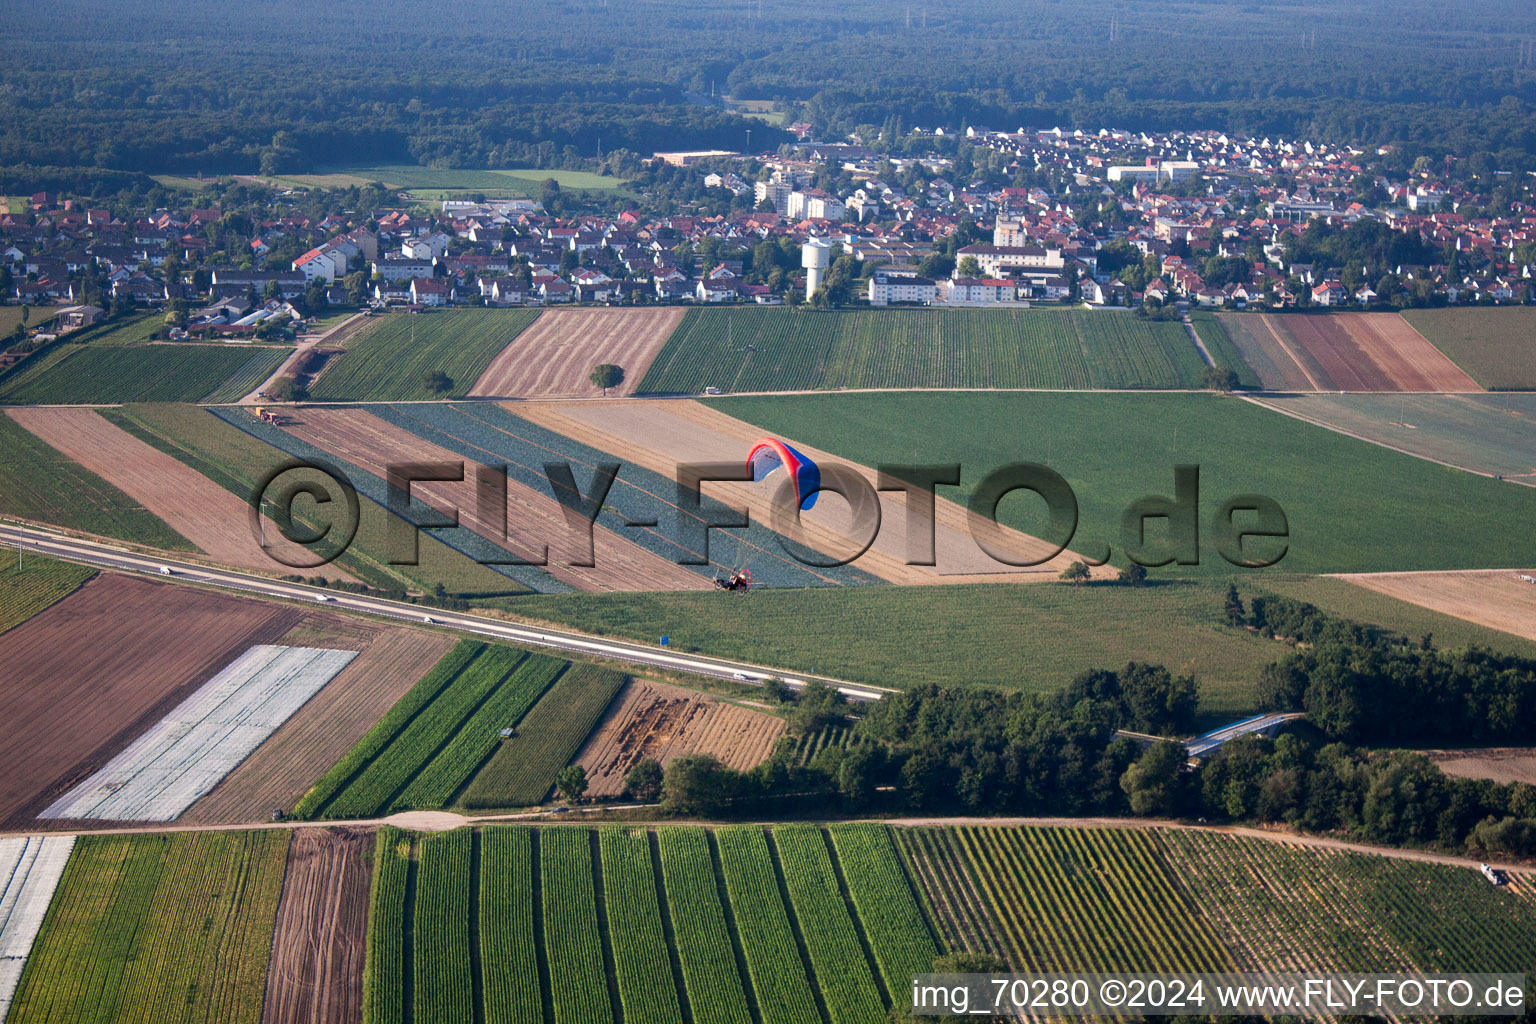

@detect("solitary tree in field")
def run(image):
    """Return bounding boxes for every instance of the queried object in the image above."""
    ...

[589,363,624,395]
[1118,563,1148,586]
[1059,560,1090,585]
[424,370,454,396]
[555,764,588,803]
[1202,365,1240,391]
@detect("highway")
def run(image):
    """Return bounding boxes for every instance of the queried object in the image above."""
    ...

[1186,711,1307,758]
[1,522,895,703]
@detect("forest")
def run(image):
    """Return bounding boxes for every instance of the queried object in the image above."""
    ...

[2,0,1534,180]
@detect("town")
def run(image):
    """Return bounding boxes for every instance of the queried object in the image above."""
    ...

[5,125,1533,347]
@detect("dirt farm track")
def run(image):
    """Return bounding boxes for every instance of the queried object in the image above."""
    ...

[469,307,684,398]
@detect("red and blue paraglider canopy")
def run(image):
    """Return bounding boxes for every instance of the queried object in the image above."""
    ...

[747,437,821,510]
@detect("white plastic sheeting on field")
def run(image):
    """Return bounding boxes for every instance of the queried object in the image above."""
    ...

[42,645,357,821]
[0,835,76,1019]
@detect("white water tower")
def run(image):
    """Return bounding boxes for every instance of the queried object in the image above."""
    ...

[802,240,831,296]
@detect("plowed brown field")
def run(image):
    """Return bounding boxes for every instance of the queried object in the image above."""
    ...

[262,828,373,1024]
[574,679,786,797]
[0,573,299,828]
[1338,569,1536,642]
[469,307,684,398]
[5,407,355,578]
[1228,314,1480,393]
[278,406,708,592]
[181,622,455,824]
[514,399,1112,584]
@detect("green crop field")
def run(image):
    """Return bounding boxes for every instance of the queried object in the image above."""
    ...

[0,411,194,549]
[0,554,96,634]
[898,826,1235,973]
[1250,392,1536,481]
[364,826,410,1024]
[1161,829,1536,975]
[266,164,627,194]
[309,308,540,400]
[479,828,543,1022]
[599,829,685,1024]
[515,581,1291,719]
[1189,310,1261,388]
[9,831,287,1024]
[296,642,567,818]
[712,827,823,1024]
[637,307,1209,393]
[770,825,886,1022]
[414,830,474,1024]
[541,828,614,1024]
[1403,307,1536,390]
[459,664,625,808]
[711,391,1536,574]
[0,341,288,403]
[656,828,754,1024]
[103,403,526,598]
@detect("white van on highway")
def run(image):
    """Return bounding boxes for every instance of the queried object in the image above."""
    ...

[158,566,174,576]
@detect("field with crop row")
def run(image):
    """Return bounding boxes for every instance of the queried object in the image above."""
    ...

[360,824,939,1024]
[638,307,1209,393]
[1189,310,1262,388]
[43,644,358,821]
[1403,307,1536,390]
[300,643,570,818]
[459,664,625,808]
[9,831,287,1024]
[106,403,528,599]
[375,401,879,589]
[0,837,75,1021]
[0,342,288,404]
[0,555,94,635]
[716,391,1536,574]
[0,411,193,549]
[310,308,540,401]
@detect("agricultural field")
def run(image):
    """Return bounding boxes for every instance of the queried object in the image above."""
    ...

[106,402,529,599]
[469,306,683,398]
[0,573,300,827]
[1251,574,1536,660]
[1188,310,1261,388]
[1249,392,1536,482]
[296,642,567,818]
[1402,306,1536,390]
[0,554,95,635]
[791,723,865,766]
[1215,312,1477,392]
[263,829,374,1024]
[897,825,1536,977]
[1160,829,1536,975]
[637,307,1210,393]
[274,404,704,593]
[9,406,342,575]
[712,391,1536,574]
[262,164,627,194]
[0,837,75,1021]
[459,664,627,808]
[574,679,786,798]
[183,622,455,824]
[514,398,1085,584]
[599,828,685,1024]
[518,580,1320,719]
[8,831,287,1024]
[655,828,753,1024]
[375,401,879,589]
[0,411,193,549]
[308,308,540,401]
[1427,748,1536,786]
[42,644,359,822]
[1335,569,1536,644]
[0,340,289,404]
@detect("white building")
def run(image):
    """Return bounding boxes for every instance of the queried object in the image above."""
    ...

[786,190,845,221]
[1108,165,1160,184]
[868,272,936,306]
[802,240,832,296]
[944,278,1018,304]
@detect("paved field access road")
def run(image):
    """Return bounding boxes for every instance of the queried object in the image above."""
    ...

[0,522,891,702]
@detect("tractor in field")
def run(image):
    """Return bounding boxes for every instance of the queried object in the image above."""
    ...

[253,406,289,426]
